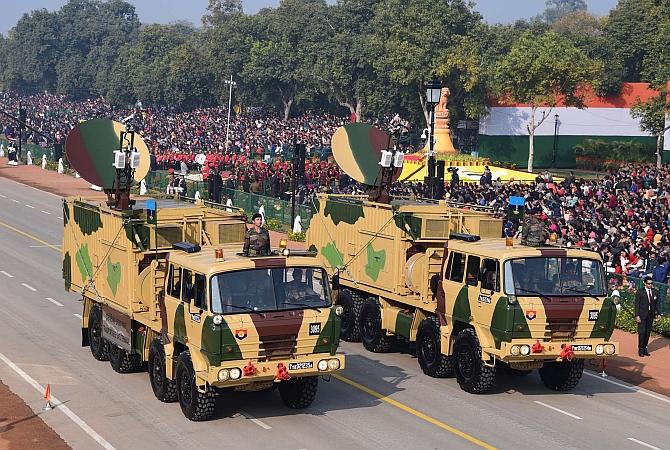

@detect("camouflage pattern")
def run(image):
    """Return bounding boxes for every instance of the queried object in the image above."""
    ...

[331,123,400,185]
[63,196,344,390]
[521,215,548,247]
[307,193,618,369]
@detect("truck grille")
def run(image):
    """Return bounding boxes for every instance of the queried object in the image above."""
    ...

[545,318,577,341]
[258,334,297,360]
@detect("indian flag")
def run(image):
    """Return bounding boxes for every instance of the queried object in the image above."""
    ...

[478,83,664,168]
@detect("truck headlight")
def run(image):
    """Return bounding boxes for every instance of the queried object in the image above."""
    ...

[213,315,223,325]
[229,368,242,380]
[218,369,229,381]
[334,305,344,316]
[604,344,615,355]
[510,345,521,356]
[520,345,531,356]
[595,344,604,355]
[328,358,340,370]
[318,360,328,371]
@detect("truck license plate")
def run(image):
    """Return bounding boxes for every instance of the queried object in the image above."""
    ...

[571,345,592,352]
[288,362,313,370]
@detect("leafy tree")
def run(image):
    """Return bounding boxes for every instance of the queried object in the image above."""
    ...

[202,0,243,27]
[541,0,587,24]
[631,91,670,169]
[165,43,217,110]
[494,31,600,172]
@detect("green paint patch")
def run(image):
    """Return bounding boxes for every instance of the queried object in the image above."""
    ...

[73,205,102,235]
[452,286,471,324]
[365,243,386,281]
[201,315,222,365]
[173,303,187,344]
[322,242,344,268]
[313,310,340,355]
[489,296,531,348]
[62,201,70,226]
[106,259,122,296]
[589,297,615,340]
[219,317,243,360]
[63,252,71,291]
[395,311,412,339]
[393,213,421,239]
[75,244,93,283]
[324,200,365,225]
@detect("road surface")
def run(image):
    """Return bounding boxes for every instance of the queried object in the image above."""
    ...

[0,177,667,450]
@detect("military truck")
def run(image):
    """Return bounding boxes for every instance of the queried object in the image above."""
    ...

[63,196,344,421]
[307,194,618,394]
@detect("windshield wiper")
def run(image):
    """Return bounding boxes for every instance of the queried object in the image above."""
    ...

[514,287,545,297]
[562,287,602,301]
[222,304,265,315]
[280,301,322,312]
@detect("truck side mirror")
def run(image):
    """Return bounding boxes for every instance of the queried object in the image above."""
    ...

[331,274,340,290]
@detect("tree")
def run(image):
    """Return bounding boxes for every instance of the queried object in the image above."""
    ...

[202,0,243,27]
[541,0,587,24]
[631,91,670,169]
[494,31,600,172]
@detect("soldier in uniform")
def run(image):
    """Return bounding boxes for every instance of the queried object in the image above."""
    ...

[243,213,271,256]
[521,206,548,246]
[284,268,317,303]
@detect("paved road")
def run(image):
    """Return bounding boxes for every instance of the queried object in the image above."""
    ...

[0,176,668,450]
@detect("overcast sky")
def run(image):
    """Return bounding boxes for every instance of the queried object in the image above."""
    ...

[1,0,621,36]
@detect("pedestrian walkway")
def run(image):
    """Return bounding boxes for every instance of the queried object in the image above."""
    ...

[1,157,669,397]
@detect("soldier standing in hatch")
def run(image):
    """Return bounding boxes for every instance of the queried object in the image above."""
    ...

[521,206,548,246]
[243,213,271,256]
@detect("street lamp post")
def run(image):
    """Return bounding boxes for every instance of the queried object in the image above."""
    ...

[424,76,442,198]
[552,113,559,168]
[224,75,237,152]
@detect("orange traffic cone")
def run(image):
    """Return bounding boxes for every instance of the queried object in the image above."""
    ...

[43,384,53,411]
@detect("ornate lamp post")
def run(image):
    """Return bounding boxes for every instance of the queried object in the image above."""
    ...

[224,75,237,152]
[424,76,442,198]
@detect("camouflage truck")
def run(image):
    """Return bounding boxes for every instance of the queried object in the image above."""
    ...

[63,196,344,421]
[307,194,618,394]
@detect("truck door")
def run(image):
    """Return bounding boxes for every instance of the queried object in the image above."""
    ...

[164,264,187,345]
[476,258,500,323]
[442,251,469,324]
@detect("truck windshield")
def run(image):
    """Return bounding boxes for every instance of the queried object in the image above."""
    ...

[503,257,606,297]
[210,267,331,314]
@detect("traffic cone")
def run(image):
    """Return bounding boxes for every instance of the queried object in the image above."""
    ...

[43,384,53,411]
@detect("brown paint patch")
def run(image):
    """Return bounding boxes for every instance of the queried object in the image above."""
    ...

[537,248,569,257]
[250,310,304,359]
[540,296,585,340]
[251,257,287,268]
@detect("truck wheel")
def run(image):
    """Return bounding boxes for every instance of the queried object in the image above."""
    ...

[278,376,318,409]
[88,305,109,361]
[359,298,395,353]
[175,351,216,421]
[539,359,584,392]
[109,343,143,374]
[454,328,496,394]
[148,338,177,402]
[338,289,362,342]
[417,316,454,378]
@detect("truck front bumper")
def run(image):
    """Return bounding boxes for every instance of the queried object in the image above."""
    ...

[205,353,345,388]
[495,339,618,363]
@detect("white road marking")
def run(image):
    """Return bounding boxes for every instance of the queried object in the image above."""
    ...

[0,352,116,450]
[12,199,20,203]
[0,270,14,278]
[30,245,61,248]
[25,204,35,209]
[627,437,662,450]
[41,210,51,215]
[46,297,64,307]
[0,194,5,198]
[21,283,37,292]
[58,216,63,220]
[585,371,670,405]
[239,410,272,429]
[533,401,582,420]
[74,314,83,320]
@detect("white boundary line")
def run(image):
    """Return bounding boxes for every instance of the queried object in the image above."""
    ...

[74,314,83,320]
[584,371,670,405]
[25,204,35,209]
[1,270,14,278]
[627,437,662,450]
[21,283,37,292]
[533,401,583,420]
[238,410,272,429]
[46,297,64,307]
[0,352,116,450]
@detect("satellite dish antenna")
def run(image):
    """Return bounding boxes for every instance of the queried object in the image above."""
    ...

[65,119,150,210]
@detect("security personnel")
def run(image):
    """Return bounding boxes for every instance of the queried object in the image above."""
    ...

[521,207,548,246]
[243,213,271,256]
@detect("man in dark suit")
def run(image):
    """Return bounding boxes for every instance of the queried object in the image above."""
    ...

[635,276,659,356]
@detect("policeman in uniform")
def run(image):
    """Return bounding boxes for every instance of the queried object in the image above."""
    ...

[521,206,548,246]
[243,213,271,256]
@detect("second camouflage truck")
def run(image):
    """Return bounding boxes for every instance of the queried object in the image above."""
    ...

[307,194,618,393]
[63,197,344,421]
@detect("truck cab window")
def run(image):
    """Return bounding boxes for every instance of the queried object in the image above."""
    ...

[466,256,481,286]
[480,258,499,291]
[181,269,193,302]
[194,273,206,310]
[168,265,182,299]
[449,252,466,282]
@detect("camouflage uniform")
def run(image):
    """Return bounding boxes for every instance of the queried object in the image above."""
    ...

[521,215,548,246]
[243,227,271,256]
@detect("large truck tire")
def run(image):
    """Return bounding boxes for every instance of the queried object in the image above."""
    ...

[148,338,178,402]
[454,328,496,394]
[539,359,584,392]
[338,289,362,342]
[359,297,395,353]
[417,316,454,378]
[109,343,143,374]
[88,304,109,361]
[175,351,216,421]
[278,376,318,409]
